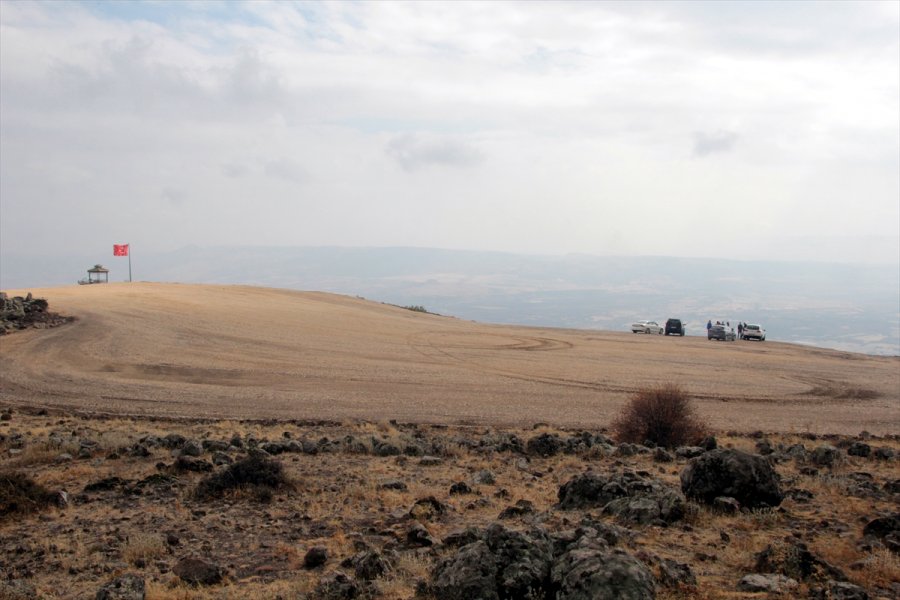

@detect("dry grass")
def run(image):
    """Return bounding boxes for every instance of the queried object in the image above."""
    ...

[1,282,897,434]
[0,411,898,599]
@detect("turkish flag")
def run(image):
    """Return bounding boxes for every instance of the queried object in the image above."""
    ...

[113,244,129,256]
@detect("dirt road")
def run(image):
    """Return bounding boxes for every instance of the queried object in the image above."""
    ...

[1,283,897,434]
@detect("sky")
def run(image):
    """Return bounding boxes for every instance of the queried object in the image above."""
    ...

[1,1,898,265]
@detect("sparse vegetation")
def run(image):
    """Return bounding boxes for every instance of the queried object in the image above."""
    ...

[0,410,898,599]
[194,454,293,501]
[612,384,708,448]
[402,305,428,313]
[0,471,56,519]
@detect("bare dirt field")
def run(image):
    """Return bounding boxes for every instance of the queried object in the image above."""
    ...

[1,283,897,435]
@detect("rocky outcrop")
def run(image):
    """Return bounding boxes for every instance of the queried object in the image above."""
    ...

[428,523,654,600]
[557,471,685,525]
[680,449,783,509]
[0,292,74,334]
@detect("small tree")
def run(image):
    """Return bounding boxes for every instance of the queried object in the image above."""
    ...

[612,384,707,449]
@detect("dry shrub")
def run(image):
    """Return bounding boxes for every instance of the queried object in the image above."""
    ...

[123,532,167,565]
[194,454,293,501]
[612,384,707,449]
[0,471,56,519]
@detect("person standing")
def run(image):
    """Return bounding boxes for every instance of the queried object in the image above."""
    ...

[738,322,744,338]
[707,319,712,332]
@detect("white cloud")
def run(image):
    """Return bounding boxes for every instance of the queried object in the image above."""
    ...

[0,1,897,264]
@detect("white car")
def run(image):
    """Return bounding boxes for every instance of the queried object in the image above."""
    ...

[631,320,663,334]
[741,324,766,341]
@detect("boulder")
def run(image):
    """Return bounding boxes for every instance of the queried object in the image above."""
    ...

[527,433,563,457]
[552,538,655,600]
[430,540,499,600]
[680,449,783,508]
[829,580,870,600]
[754,538,846,582]
[810,444,842,467]
[314,571,363,600]
[95,574,146,600]
[847,442,871,458]
[304,546,328,569]
[558,471,685,525]
[738,573,797,593]
[172,557,224,585]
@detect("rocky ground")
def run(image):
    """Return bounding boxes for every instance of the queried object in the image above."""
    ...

[0,408,898,599]
[0,293,74,335]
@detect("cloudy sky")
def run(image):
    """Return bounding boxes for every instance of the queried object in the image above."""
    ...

[2,1,898,265]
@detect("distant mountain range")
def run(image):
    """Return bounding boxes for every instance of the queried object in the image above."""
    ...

[3,245,898,355]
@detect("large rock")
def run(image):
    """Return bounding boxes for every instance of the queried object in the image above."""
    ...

[527,433,563,457]
[558,471,685,525]
[738,573,797,593]
[430,540,500,600]
[680,449,783,508]
[172,557,224,586]
[754,538,845,583]
[95,574,146,600]
[552,532,655,600]
[430,524,552,600]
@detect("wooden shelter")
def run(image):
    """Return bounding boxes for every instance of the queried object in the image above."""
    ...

[79,264,109,285]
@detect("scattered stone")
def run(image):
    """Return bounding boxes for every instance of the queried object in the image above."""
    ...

[681,448,783,509]
[419,456,443,466]
[527,433,563,457]
[407,521,436,547]
[95,573,146,600]
[172,557,224,586]
[713,496,741,514]
[652,447,673,463]
[829,580,870,600]
[379,479,407,491]
[314,571,363,600]
[810,444,842,468]
[347,550,390,581]
[474,469,496,485]
[409,496,447,521]
[738,573,798,593]
[675,446,705,459]
[699,436,717,451]
[874,447,896,460]
[847,442,871,458]
[0,579,37,600]
[304,546,328,569]
[658,558,697,588]
[173,456,213,473]
[498,499,534,519]
[449,481,472,495]
[754,538,846,583]
[558,471,685,525]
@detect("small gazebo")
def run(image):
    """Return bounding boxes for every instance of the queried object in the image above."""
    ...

[80,264,109,285]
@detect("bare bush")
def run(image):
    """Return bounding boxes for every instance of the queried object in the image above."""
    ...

[194,454,294,501]
[0,471,56,520]
[612,384,707,448]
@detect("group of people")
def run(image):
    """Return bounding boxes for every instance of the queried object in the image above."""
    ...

[706,320,750,336]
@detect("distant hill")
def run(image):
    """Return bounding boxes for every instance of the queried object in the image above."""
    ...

[2,246,898,355]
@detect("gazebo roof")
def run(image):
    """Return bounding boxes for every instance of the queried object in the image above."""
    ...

[88,264,109,273]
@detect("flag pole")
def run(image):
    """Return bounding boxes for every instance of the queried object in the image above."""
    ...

[128,244,132,282]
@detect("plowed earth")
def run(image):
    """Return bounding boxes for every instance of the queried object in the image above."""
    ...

[1,283,897,434]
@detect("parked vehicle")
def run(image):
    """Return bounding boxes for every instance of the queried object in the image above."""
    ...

[631,320,663,334]
[741,324,766,341]
[708,324,736,341]
[665,318,686,336]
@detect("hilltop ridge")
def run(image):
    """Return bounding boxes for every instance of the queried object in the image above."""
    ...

[0,283,897,434]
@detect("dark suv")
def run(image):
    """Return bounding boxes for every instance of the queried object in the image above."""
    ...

[665,318,685,336]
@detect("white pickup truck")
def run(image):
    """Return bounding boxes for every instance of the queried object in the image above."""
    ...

[741,324,766,341]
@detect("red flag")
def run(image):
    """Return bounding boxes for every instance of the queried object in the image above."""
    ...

[113,244,129,257]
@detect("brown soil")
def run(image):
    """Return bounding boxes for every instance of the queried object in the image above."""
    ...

[1,283,897,435]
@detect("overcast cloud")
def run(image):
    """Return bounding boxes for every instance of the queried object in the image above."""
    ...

[1,1,898,265]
